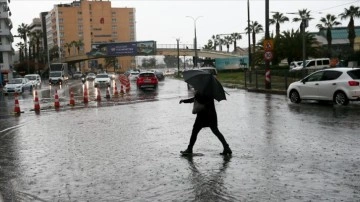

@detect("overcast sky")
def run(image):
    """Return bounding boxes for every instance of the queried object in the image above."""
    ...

[9,0,360,50]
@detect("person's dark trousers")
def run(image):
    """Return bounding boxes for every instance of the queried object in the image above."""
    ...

[187,125,229,150]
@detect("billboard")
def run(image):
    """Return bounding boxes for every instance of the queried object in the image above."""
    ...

[215,56,249,70]
[87,41,156,57]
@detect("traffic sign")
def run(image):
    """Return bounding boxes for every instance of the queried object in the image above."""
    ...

[264,51,273,61]
[263,39,274,51]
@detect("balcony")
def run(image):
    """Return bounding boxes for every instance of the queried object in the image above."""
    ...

[0,28,10,36]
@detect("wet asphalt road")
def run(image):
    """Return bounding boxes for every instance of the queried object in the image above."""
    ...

[0,77,360,201]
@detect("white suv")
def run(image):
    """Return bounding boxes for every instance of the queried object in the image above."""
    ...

[24,74,42,89]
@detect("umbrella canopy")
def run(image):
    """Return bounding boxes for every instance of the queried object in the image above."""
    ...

[183,70,226,101]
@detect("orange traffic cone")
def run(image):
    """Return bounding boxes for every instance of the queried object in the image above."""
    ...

[54,89,60,108]
[120,85,125,95]
[14,93,21,114]
[69,89,75,106]
[106,87,111,99]
[125,83,130,93]
[83,85,89,103]
[114,84,119,97]
[34,90,40,112]
[96,87,101,102]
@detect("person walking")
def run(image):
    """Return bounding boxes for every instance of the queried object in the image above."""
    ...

[179,91,232,155]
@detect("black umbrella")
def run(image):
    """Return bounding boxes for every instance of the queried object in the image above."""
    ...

[183,70,226,102]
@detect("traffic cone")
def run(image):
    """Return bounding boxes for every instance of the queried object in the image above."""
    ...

[125,83,130,93]
[14,93,21,114]
[96,87,101,102]
[83,85,89,103]
[69,89,75,106]
[106,87,111,99]
[34,90,40,112]
[54,89,60,108]
[114,84,119,97]
[120,85,125,95]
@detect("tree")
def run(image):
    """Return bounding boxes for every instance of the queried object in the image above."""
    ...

[17,23,30,62]
[64,42,73,56]
[105,57,118,71]
[203,39,214,50]
[276,29,320,64]
[73,40,84,54]
[230,33,242,52]
[269,12,289,37]
[30,30,43,63]
[224,36,233,52]
[292,9,314,32]
[245,21,263,69]
[211,35,219,51]
[16,42,25,62]
[339,5,360,53]
[316,14,341,57]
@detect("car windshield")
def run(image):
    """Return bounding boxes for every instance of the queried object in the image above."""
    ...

[96,74,109,78]
[8,79,23,84]
[347,69,360,79]
[25,76,37,80]
[88,73,95,76]
[131,72,139,75]
[50,72,62,77]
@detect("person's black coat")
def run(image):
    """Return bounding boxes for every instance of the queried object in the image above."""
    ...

[182,92,218,128]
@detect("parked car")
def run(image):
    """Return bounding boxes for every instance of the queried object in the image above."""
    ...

[289,61,303,71]
[287,67,360,106]
[24,74,42,89]
[72,71,83,79]
[2,78,33,95]
[94,73,111,88]
[86,73,96,81]
[290,58,330,71]
[136,72,158,89]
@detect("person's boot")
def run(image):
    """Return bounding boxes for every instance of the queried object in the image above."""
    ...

[220,144,232,155]
[180,147,193,155]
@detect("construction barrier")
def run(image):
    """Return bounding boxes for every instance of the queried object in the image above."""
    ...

[34,90,40,112]
[96,87,101,102]
[54,89,60,108]
[69,89,75,106]
[14,93,21,114]
[83,85,89,103]
[114,83,119,97]
[106,87,111,99]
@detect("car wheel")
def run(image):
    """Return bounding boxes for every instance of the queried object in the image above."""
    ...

[289,90,301,103]
[334,91,349,106]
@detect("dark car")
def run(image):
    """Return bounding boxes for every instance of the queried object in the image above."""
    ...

[154,70,165,81]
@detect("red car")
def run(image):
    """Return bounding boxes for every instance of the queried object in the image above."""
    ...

[136,72,158,89]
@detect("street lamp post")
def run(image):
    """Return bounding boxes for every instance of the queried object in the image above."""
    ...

[176,38,180,77]
[186,16,202,68]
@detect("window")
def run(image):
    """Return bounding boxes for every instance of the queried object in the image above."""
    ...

[321,71,342,81]
[316,60,322,66]
[347,70,360,79]
[307,61,315,67]
[112,18,117,23]
[323,60,330,65]
[305,72,323,82]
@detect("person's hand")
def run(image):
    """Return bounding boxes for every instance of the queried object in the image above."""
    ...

[179,99,184,104]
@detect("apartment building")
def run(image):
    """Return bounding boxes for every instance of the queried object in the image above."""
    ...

[0,0,14,85]
[45,0,136,72]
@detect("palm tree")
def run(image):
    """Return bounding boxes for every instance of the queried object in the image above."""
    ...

[203,39,214,50]
[16,42,25,62]
[230,33,242,52]
[73,40,84,54]
[17,23,30,62]
[211,35,218,51]
[339,5,360,53]
[269,12,289,37]
[64,42,73,56]
[316,14,341,57]
[224,36,233,52]
[245,21,263,55]
[292,9,314,32]
[30,30,43,63]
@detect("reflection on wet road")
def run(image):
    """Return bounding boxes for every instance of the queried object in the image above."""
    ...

[0,78,359,201]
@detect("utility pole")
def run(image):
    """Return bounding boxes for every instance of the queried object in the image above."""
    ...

[176,38,180,77]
